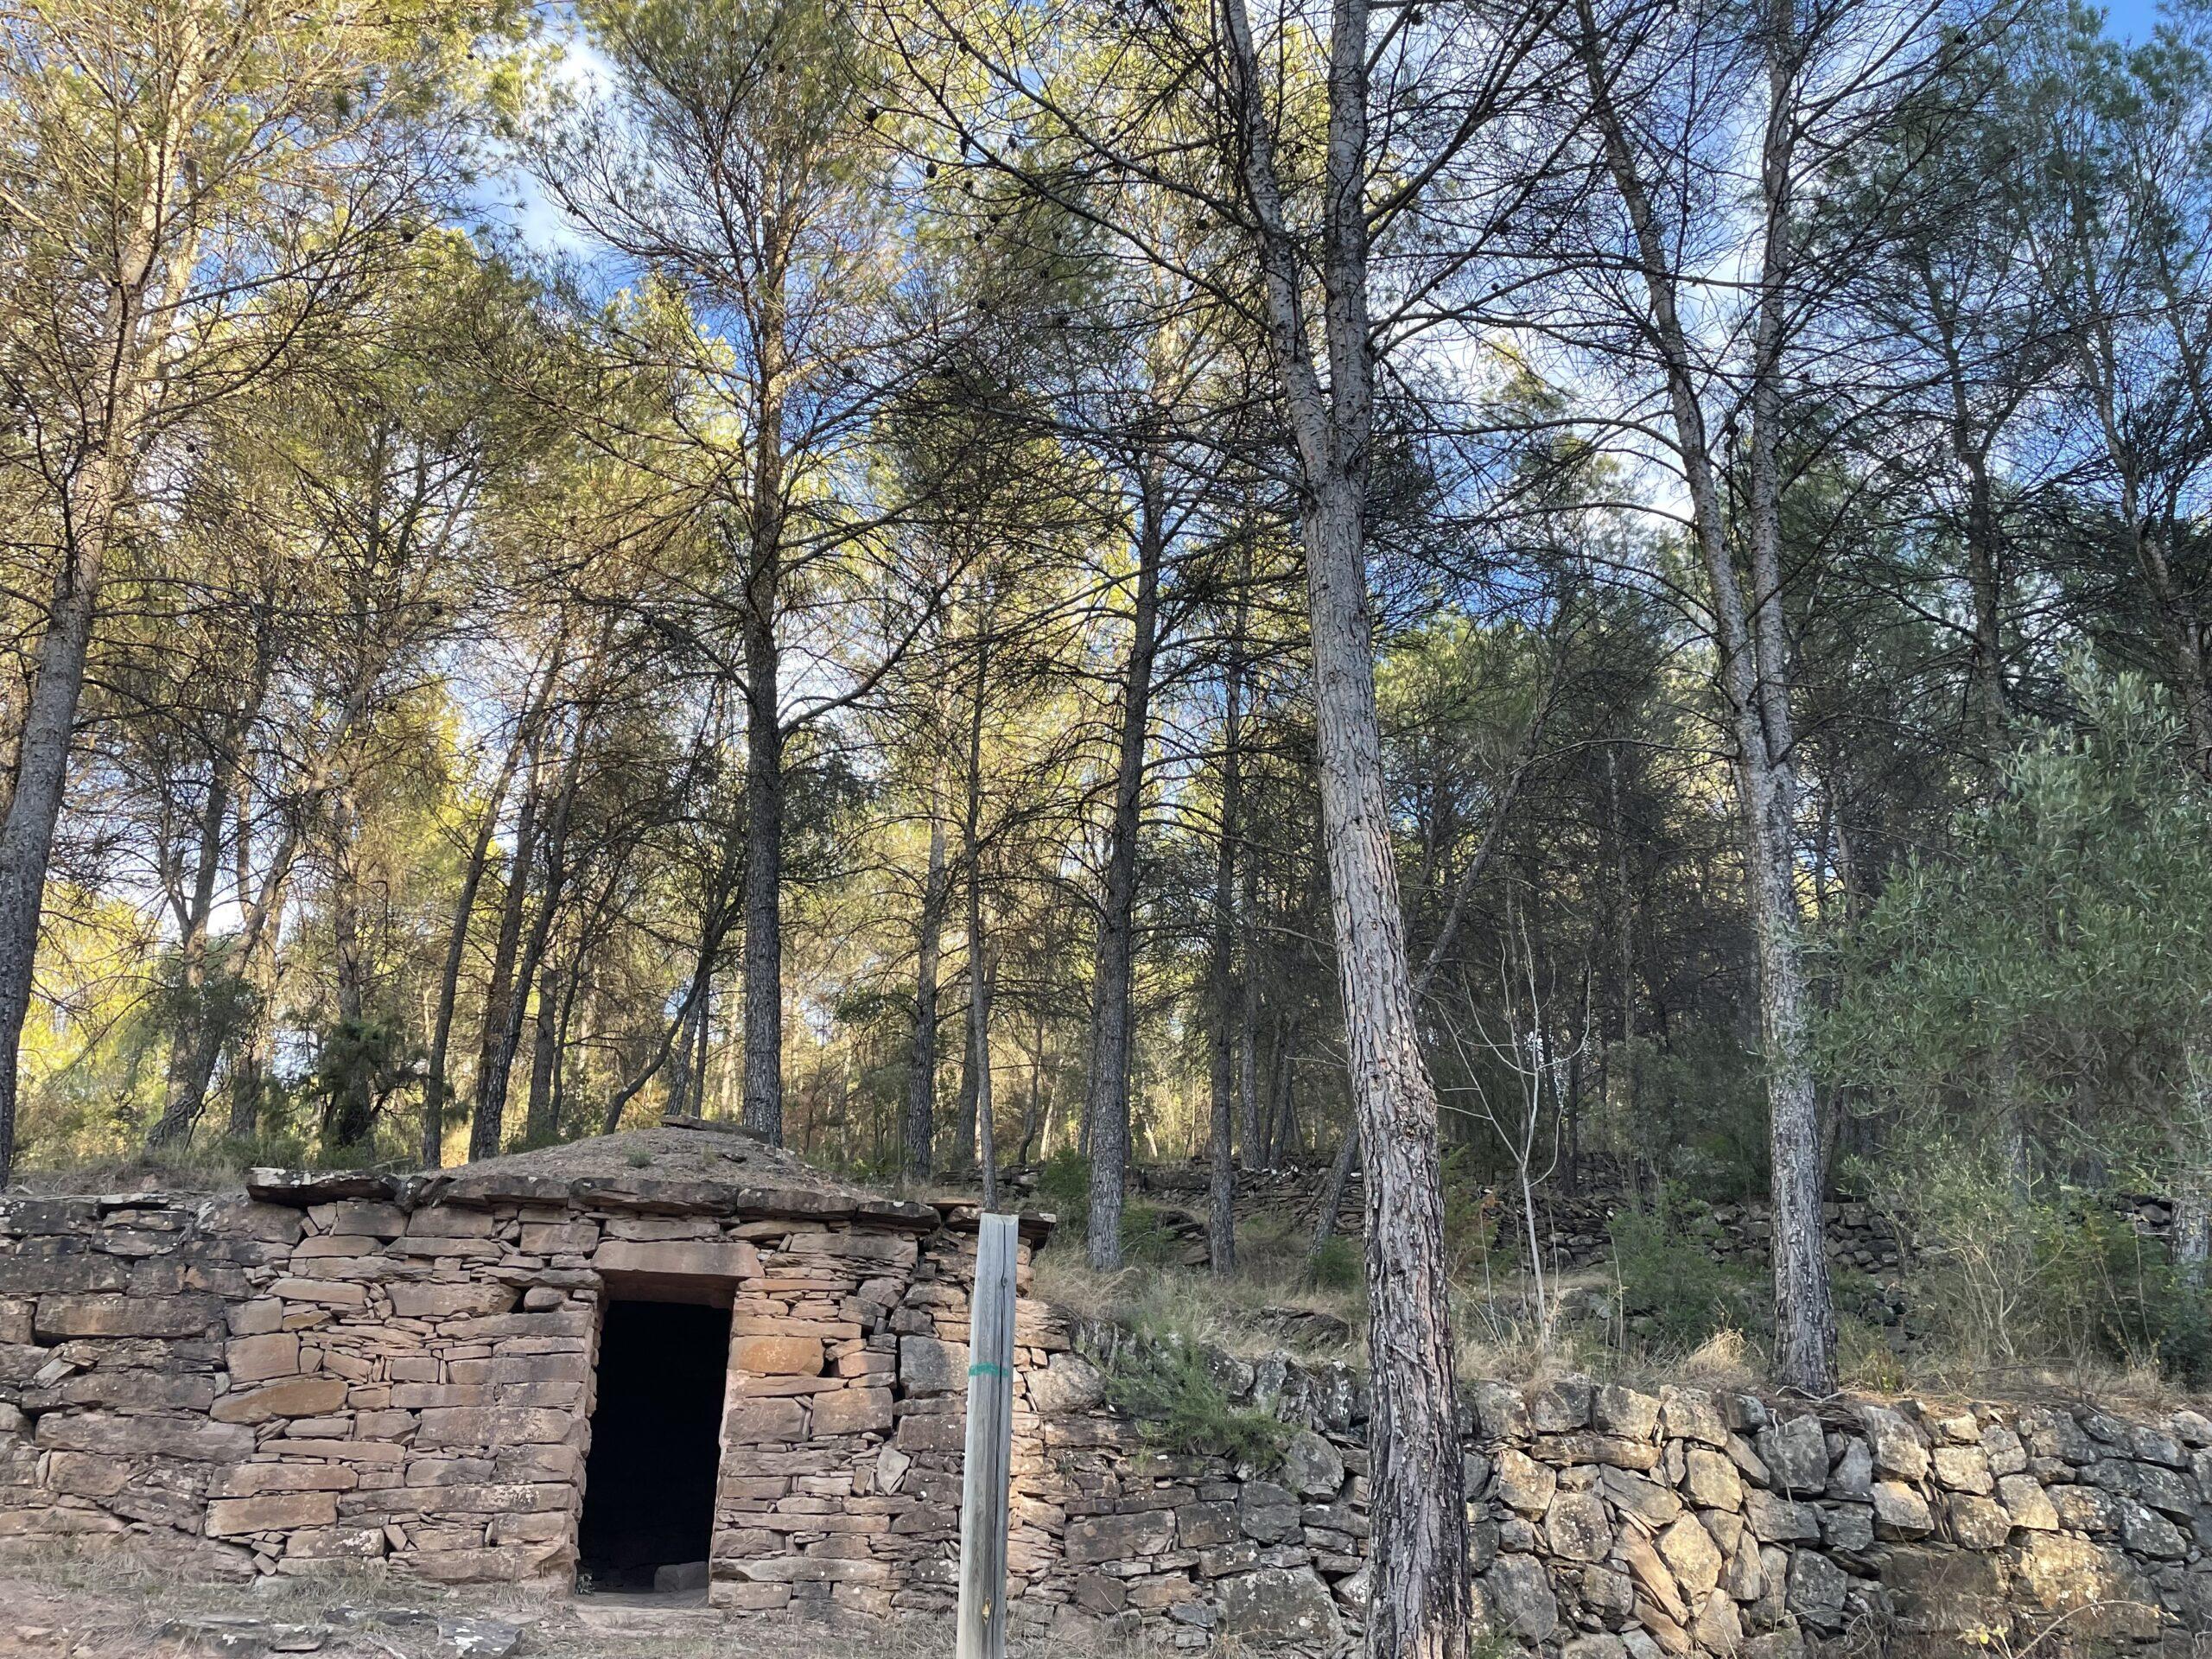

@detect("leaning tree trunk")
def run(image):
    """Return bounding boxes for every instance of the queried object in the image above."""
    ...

[1305,476,1470,1658]
[0,446,125,1183]
[1083,467,1164,1271]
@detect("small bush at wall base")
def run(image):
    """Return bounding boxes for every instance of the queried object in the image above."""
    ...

[1104,1339,1288,1470]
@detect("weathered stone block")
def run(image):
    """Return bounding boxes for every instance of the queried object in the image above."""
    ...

[594,1239,760,1281]
[1544,1491,1611,1562]
[1784,1550,1847,1630]
[226,1332,301,1383]
[733,1335,823,1376]
[35,1410,252,1462]
[1218,1567,1342,1646]
[1871,1479,1934,1539]
[1860,1405,1929,1481]
[898,1334,968,1396]
[1025,1351,1106,1415]
[34,1293,220,1339]
[389,1283,517,1319]
[1657,1513,1722,1599]
[1758,1414,1827,1495]
[810,1389,893,1437]
[722,1398,807,1444]
[207,1492,339,1535]
[1995,1472,2058,1531]
[1493,1446,1554,1514]
[1065,1508,1174,1564]
[212,1374,348,1424]
[1682,1446,1742,1510]
[1478,1554,1557,1643]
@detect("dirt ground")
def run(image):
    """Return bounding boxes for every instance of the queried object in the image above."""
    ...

[0,1550,1169,1659]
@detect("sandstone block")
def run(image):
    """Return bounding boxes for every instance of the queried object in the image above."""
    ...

[810,1388,893,1437]
[1545,1491,1611,1562]
[1945,1492,2012,1549]
[1593,1382,1661,1440]
[389,1283,517,1319]
[1218,1567,1341,1645]
[1493,1446,1554,1513]
[1065,1508,1174,1563]
[212,1374,348,1424]
[1996,1473,2058,1530]
[1280,1428,1344,1499]
[1024,1350,1105,1415]
[226,1332,301,1383]
[1478,1554,1557,1643]
[212,1464,359,1497]
[207,1492,339,1535]
[898,1334,969,1395]
[1860,1405,1929,1481]
[1758,1414,1827,1495]
[1657,1513,1722,1599]
[1784,1550,1847,1630]
[723,1398,807,1443]
[34,1293,219,1339]
[1931,1444,1993,1494]
[734,1335,823,1376]
[593,1239,760,1280]
[1682,1446,1742,1510]
[35,1410,251,1462]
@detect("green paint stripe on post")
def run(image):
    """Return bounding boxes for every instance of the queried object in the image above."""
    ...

[969,1361,1007,1378]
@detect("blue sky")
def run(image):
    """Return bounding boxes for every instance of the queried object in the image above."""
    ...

[2103,0,2164,36]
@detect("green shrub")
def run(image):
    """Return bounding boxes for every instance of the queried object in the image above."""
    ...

[1119,1202,1185,1268]
[1609,1186,1767,1351]
[1308,1230,1361,1293]
[1034,1148,1091,1235]
[1441,1147,1501,1278]
[1104,1338,1288,1469]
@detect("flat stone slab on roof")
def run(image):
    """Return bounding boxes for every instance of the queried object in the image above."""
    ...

[247,1118,942,1228]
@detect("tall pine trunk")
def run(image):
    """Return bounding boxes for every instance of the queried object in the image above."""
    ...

[741,606,785,1142]
[1083,467,1163,1271]
[1219,0,1470,1630]
[905,775,948,1179]
[467,766,540,1162]
[1573,0,1835,1391]
[1207,664,1243,1274]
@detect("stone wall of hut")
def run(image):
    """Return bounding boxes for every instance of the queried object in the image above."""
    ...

[4,1177,2212,1656]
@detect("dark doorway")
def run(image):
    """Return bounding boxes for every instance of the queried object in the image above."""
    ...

[577,1297,730,1591]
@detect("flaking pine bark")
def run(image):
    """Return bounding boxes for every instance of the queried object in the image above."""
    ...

[1218,0,1470,1643]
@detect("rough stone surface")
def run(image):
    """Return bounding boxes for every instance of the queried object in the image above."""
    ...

[3,1145,2212,1658]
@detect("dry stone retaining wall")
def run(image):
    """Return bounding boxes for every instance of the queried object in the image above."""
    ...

[4,1166,2212,1655]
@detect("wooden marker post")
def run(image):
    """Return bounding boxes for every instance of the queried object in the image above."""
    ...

[957,1212,1019,1659]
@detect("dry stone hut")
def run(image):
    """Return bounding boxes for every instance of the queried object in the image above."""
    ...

[16,1119,2212,1655]
[0,1116,1052,1616]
